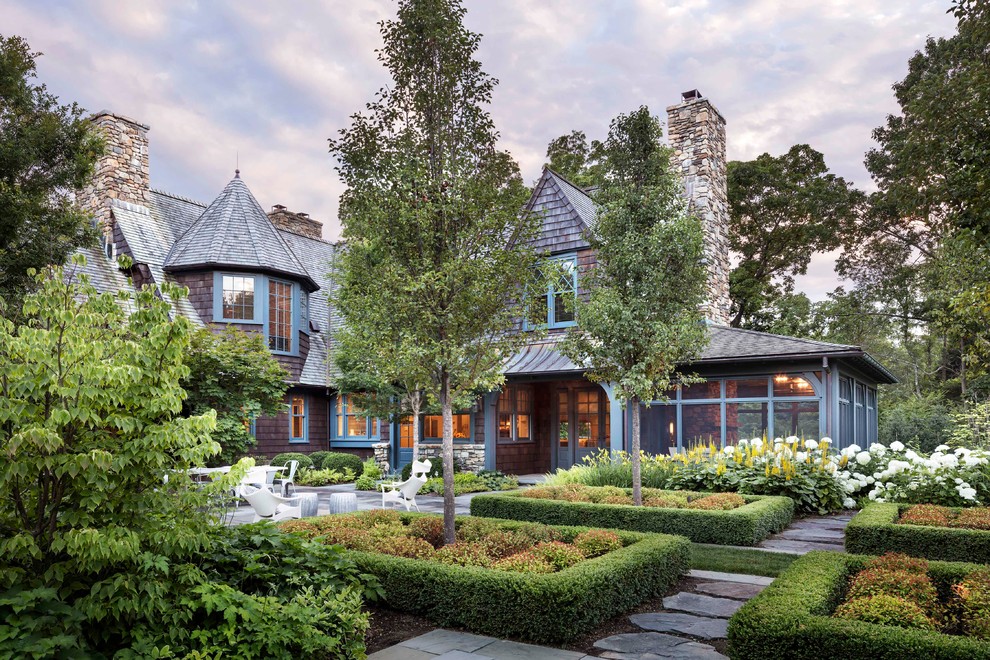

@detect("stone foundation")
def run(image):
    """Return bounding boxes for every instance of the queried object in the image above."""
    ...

[416,443,487,473]
[372,442,391,475]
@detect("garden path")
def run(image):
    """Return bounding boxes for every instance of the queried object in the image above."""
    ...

[756,512,853,554]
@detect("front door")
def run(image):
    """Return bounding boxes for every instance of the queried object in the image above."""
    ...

[395,417,414,471]
[555,387,610,469]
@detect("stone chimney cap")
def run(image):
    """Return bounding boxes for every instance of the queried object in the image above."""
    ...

[297,212,309,218]
[681,89,703,101]
[272,204,287,212]
[90,110,150,131]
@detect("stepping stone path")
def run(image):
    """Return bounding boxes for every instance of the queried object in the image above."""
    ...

[592,570,771,660]
[757,512,854,554]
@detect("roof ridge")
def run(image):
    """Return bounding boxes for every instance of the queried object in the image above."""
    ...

[275,227,335,247]
[545,167,593,201]
[713,324,856,350]
[149,188,208,208]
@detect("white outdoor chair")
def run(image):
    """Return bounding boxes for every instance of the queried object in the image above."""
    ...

[381,473,428,512]
[239,484,302,522]
[272,460,299,497]
[410,458,432,479]
[241,467,273,491]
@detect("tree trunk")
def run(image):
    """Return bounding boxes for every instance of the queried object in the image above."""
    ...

[440,372,456,545]
[631,395,642,506]
[410,390,422,463]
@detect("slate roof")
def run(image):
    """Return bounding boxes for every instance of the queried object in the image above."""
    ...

[546,169,596,227]
[526,168,594,254]
[504,325,897,383]
[72,245,137,315]
[163,174,318,291]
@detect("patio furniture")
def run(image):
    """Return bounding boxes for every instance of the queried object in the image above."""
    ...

[381,473,428,512]
[329,492,358,515]
[239,484,301,522]
[297,492,320,517]
[272,460,298,496]
[410,458,432,478]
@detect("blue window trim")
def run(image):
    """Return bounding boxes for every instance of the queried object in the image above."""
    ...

[213,272,262,324]
[330,394,381,448]
[212,271,299,355]
[418,412,475,445]
[248,413,257,438]
[525,253,578,330]
[288,395,308,444]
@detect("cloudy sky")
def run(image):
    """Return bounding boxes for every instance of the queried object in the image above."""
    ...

[3,0,957,299]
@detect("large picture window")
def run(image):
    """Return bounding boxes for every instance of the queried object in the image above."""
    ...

[268,279,292,352]
[221,275,255,320]
[334,395,378,440]
[498,385,533,443]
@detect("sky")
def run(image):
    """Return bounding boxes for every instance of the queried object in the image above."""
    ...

[2,0,957,300]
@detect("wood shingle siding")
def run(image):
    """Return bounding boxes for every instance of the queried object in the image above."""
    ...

[527,171,592,255]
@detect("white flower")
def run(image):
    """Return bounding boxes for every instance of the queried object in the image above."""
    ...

[935,444,950,453]
[805,439,819,450]
[796,452,808,462]
[843,497,857,509]
[866,476,875,484]
[751,438,763,448]
[723,446,736,455]
[820,437,833,445]
[848,444,862,454]
[785,435,799,444]
[960,488,978,501]
[955,478,964,485]
[856,452,871,466]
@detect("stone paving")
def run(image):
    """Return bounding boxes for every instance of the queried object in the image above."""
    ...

[756,512,853,554]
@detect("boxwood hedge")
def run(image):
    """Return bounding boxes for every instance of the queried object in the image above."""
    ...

[728,551,990,660]
[469,488,793,546]
[343,514,689,643]
[845,503,990,563]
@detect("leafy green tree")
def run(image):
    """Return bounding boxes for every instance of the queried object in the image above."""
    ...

[727,144,862,328]
[0,35,102,313]
[558,106,709,506]
[181,327,289,465]
[544,130,603,188]
[329,0,540,543]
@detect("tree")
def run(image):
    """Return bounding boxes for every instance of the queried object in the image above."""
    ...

[181,327,289,465]
[329,0,540,543]
[0,35,102,313]
[558,107,709,506]
[727,144,863,328]
[544,130,603,188]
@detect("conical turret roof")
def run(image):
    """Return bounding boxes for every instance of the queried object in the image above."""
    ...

[163,172,317,291]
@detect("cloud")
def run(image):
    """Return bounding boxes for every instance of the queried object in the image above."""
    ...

[0,0,958,298]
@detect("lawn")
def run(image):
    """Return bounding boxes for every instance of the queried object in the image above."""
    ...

[689,543,797,577]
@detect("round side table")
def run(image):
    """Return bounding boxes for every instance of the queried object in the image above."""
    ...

[328,492,358,515]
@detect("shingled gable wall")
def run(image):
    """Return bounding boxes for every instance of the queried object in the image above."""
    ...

[666,93,732,325]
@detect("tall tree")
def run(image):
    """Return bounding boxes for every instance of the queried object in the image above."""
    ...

[727,144,862,328]
[544,130,602,188]
[0,35,102,313]
[558,107,708,506]
[329,0,540,543]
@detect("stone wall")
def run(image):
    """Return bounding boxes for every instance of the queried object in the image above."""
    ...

[373,442,391,475]
[268,205,324,239]
[666,92,731,326]
[80,112,151,233]
[417,443,487,474]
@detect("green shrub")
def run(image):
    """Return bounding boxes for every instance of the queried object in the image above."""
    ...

[345,513,690,643]
[323,452,365,476]
[573,529,623,557]
[471,488,793,546]
[479,530,532,559]
[879,394,956,454]
[307,451,333,470]
[295,468,354,486]
[354,458,382,491]
[532,541,585,570]
[901,504,956,527]
[271,452,314,470]
[376,536,436,560]
[492,551,554,574]
[408,516,446,548]
[834,594,936,630]
[846,503,990,563]
[956,568,990,639]
[434,542,492,568]
[401,458,446,481]
[727,551,990,660]
[864,552,930,575]
[845,567,940,615]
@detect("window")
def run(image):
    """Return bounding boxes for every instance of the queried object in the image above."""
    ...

[334,395,378,439]
[498,385,533,443]
[289,396,307,442]
[423,414,471,441]
[682,403,722,446]
[530,255,578,329]
[247,413,257,438]
[726,402,768,444]
[867,388,878,444]
[558,390,569,448]
[221,275,255,320]
[839,377,852,446]
[268,280,292,352]
[773,401,820,440]
[576,389,602,448]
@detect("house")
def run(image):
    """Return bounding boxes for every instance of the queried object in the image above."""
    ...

[77,91,895,471]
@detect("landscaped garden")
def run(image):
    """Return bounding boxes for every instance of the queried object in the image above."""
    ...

[278,510,689,643]
[470,484,793,546]
[847,502,990,563]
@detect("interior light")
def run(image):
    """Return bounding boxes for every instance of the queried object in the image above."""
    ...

[774,374,789,383]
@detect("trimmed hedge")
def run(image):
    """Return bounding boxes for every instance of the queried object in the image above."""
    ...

[321,452,365,476]
[343,513,689,643]
[846,503,990,563]
[270,452,314,470]
[469,488,793,546]
[728,551,990,659]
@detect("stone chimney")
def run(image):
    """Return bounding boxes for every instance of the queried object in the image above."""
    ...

[79,112,151,232]
[267,204,324,239]
[666,90,731,325]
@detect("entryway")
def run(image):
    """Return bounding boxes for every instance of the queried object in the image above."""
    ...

[554,386,610,470]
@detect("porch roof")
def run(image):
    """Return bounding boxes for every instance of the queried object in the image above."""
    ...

[503,325,897,384]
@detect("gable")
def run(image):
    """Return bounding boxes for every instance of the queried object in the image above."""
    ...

[527,170,591,254]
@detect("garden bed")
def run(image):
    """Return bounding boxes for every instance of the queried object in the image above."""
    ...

[728,551,990,660]
[470,485,794,546]
[846,503,990,563]
[279,511,689,643]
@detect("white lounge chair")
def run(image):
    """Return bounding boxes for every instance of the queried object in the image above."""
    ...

[381,473,428,511]
[240,484,302,522]
[272,460,299,496]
